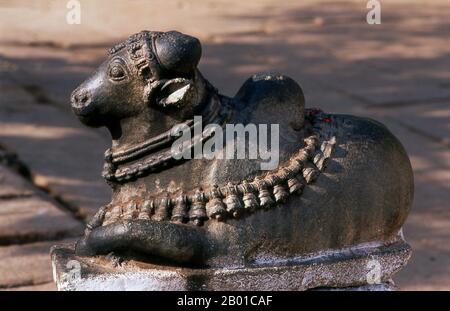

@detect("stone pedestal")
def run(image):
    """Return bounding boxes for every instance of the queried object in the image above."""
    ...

[51,239,410,291]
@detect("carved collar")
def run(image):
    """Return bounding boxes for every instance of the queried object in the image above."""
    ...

[102,92,230,184]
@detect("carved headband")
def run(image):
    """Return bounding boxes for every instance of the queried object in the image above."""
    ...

[108,31,202,80]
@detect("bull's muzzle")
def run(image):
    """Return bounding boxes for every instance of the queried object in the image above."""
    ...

[70,88,93,116]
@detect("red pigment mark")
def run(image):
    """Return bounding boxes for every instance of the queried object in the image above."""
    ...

[322,117,331,123]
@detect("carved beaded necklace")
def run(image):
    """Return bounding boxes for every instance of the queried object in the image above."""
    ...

[88,108,337,230]
[102,84,227,184]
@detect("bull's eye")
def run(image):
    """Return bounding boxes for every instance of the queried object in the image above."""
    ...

[109,64,126,81]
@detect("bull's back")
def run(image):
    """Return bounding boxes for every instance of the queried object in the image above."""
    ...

[203,115,414,267]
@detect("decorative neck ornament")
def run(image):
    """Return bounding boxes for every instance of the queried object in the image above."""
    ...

[90,109,337,229]
[102,91,230,184]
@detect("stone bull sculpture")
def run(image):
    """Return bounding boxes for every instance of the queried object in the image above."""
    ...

[70,30,413,270]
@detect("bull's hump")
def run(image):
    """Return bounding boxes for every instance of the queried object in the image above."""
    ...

[232,73,305,127]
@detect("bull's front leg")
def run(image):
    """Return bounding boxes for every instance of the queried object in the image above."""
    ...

[75,216,210,266]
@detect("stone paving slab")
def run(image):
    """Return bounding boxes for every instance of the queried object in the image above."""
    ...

[0,165,34,199]
[371,102,450,146]
[0,195,83,245]
[314,63,450,108]
[0,159,84,245]
[0,239,74,289]
[0,73,111,218]
[0,46,105,106]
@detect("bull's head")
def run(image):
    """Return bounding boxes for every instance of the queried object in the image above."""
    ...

[70,31,203,140]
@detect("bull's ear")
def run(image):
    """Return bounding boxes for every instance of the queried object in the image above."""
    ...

[156,78,195,108]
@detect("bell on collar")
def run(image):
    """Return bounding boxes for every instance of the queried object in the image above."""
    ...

[224,183,244,218]
[206,185,227,221]
[171,194,189,223]
[287,176,305,195]
[256,179,274,209]
[303,163,320,184]
[273,184,289,203]
[138,199,154,220]
[241,181,259,212]
[189,189,208,226]
[152,197,171,221]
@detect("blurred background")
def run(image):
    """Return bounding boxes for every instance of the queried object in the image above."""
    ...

[0,0,448,290]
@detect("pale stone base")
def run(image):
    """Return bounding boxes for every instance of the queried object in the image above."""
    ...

[51,240,410,291]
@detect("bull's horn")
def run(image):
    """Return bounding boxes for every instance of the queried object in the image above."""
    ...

[155,31,202,76]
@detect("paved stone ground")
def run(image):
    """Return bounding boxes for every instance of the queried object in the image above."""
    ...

[0,0,448,290]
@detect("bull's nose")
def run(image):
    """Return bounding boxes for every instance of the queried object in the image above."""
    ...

[71,88,92,109]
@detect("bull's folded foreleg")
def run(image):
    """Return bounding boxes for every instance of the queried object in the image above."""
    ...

[75,219,209,265]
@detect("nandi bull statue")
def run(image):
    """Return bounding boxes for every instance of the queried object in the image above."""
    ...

[51,30,414,291]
